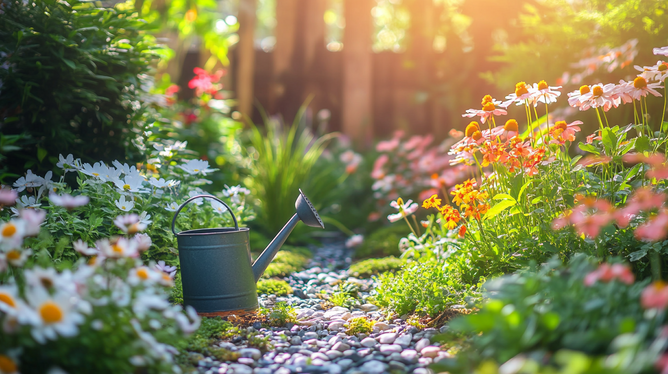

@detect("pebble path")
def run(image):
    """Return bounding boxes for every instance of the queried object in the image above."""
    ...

[197,239,450,374]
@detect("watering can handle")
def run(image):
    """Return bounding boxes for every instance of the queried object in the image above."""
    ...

[171,194,239,235]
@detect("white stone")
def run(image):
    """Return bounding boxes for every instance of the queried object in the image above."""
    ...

[394,333,412,347]
[378,333,397,344]
[328,321,345,331]
[359,360,388,374]
[332,342,350,352]
[360,304,378,312]
[420,346,441,358]
[372,322,390,331]
[238,348,261,360]
[360,337,378,348]
[400,349,418,363]
[379,344,402,354]
[415,338,430,352]
[326,350,343,359]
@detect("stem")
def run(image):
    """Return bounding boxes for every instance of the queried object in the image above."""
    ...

[661,79,667,131]
[411,215,421,237]
[594,107,605,131]
[650,249,662,281]
[403,215,418,238]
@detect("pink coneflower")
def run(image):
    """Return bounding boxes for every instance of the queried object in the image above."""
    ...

[634,61,668,82]
[531,80,562,106]
[584,263,635,286]
[49,193,89,209]
[578,83,618,111]
[462,102,507,124]
[567,85,592,109]
[636,209,668,242]
[503,81,536,107]
[641,281,668,309]
[625,76,663,101]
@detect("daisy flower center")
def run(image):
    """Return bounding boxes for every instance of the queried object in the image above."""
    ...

[2,224,16,237]
[554,121,568,131]
[193,169,200,172]
[40,301,64,324]
[592,86,604,97]
[537,80,548,90]
[121,205,127,210]
[40,277,54,288]
[112,244,123,254]
[653,280,666,291]
[0,355,17,373]
[128,223,140,234]
[504,119,518,132]
[659,64,667,72]
[6,250,20,261]
[137,268,149,280]
[92,173,99,177]
[633,76,648,89]
[88,256,97,266]
[0,293,16,308]
[515,82,528,96]
[472,131,482,141]
[579,85,590,95]
[123,184,131,190]
[465,122,480,137]
[397,197,404,206]
[162,274,172,282]
[482,102,495,111]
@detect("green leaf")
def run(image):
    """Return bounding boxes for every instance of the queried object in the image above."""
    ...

[601,127,617,155]
[578,143,599,155]
[516,179,532,201]
[37,147,47,162]
[628,248,648,262]
[493,193,516,201]
[62,58,76,69]
[483,199,516,221]
[634,136,651,152]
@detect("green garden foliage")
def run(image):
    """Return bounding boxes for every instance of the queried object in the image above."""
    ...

[259,302,297,327]
[434,255,665,374]
[345,317,375,336]
[375,258,483,317]
[261,247,311,278]
[354,225,410,259]
[349,256,403,278]
[256,279,293,296]
[0,0,159,177]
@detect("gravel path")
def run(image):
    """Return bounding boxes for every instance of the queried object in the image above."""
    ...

[197,239,449,374]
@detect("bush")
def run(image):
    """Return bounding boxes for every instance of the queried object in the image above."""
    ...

[256,279,293,296]
[375,259,483,317]
[259,302,296,327]
[0,0,159,177]
[349,256,403,278]
[354,225,410,259]
[433,255,665,374]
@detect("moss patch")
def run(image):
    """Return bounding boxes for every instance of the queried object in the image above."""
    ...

[349,256,403,278]
[257,279,293,296]
[261,246,311,278]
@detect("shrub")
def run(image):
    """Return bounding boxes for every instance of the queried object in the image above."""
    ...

[433,255,663,374]
[257,279,293,296]
[345,317,375,336]
[354,225,410,259]
[179,318,240,363]
[349,256,403,278]
[375,259,483,317]
[328,283,360,308]
[0,0,158,176]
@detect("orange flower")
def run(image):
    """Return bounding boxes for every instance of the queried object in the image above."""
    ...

[504,119,518,132]
[458,225,466,238]
[439,205,461,230]
[465,122,480,137]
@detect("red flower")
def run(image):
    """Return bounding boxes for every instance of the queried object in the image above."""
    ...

[188,67,224,97]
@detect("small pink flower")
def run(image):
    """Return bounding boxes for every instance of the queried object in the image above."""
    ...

[345,235,363,248]
[641,281,668,310]
[376,138,400,152]
[0,188,18,206]
[49,193,89,209]
[113,214,147,234]
[584,263,634,286]
[654,46,668,56]
[636,210,668,242]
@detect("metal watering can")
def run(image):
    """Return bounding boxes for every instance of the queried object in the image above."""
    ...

[171,189,324,316]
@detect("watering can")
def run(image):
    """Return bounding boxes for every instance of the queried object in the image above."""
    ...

[171,189,324,316]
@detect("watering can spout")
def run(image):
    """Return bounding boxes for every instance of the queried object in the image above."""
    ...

[252,189,325,282]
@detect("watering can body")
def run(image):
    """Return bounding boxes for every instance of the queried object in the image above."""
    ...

[176,227,258,314]
[172,190,324,316]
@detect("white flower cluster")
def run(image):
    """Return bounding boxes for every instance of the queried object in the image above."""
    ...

[0,211,200,372]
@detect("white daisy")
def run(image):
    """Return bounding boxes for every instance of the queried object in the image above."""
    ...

[12,170,45,193]
[654,46,668,56]
[5,248,32,267]
[80,162,109,180]
[134,233,152,251]
[16,195,40,209]
[38,171,57,197]
[112,160,138,176]
[128,266,162,287]
[178,159,216,176]
[115,195,135,212]
[211,200,228,214]
[24,267,76,294]
[222,185,251,204]
[387,198,418,223]
[113,214,146,234]
[0,219,25,250]
[188,190,204,205]
[175,305,201,334]
[112,173,147,194]
[138,211,152,226]
[155,260,176,277]
[0,285,29,319]
[98,237,139,258]
[165,202,179,212]
[148,177,169,188]
[56,154,82,172]
[26,287,85,343]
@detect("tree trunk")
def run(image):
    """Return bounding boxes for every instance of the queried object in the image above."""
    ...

[342,0,374,148]
[236,0,258,118]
